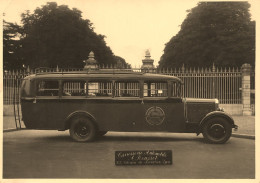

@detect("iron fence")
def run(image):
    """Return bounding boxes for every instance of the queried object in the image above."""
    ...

[3,65,246,105]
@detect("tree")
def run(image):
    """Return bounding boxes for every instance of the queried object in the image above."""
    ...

[159,2,255,68]
[114,56,131,68]
[12,2,118,69]
[3,20,23,70]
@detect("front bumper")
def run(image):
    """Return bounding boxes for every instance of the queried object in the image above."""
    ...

[233,124,238,131]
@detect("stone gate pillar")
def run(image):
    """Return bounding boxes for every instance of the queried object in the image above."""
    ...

[141,50,155,73]
[241,63,252,115]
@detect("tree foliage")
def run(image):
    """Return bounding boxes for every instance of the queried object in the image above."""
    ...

[4,2,123,69]
[114,56,131,68]
[159,2,255,68]
[3,20,23,70]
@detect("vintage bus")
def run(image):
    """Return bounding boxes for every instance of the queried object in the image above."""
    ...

[20,70,238,144]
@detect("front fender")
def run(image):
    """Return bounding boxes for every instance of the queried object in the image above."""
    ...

[199,111,237,129]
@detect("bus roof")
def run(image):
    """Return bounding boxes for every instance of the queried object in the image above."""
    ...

[24,71,183,83]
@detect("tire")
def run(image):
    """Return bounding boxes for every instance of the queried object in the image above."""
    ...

[69,116,97,142]
[202,117,232,144]
[97,131,107,136]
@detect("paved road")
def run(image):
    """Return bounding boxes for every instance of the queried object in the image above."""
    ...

[3,130,255,179]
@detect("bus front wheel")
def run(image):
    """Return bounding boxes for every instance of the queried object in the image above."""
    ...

[202,117,232,144]
[69,117,97,142]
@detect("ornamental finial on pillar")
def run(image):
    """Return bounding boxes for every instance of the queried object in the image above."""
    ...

[141,49,154,71]
[84,51,98,70]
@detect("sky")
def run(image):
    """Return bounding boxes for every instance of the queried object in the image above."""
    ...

[1,0,258,67]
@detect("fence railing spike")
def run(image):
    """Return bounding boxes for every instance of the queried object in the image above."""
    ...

[181,64,185,73]
[212,63,215,72]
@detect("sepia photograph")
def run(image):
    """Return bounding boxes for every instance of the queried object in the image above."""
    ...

[1,0,258,181]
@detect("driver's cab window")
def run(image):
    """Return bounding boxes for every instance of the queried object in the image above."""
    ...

[144,81,168,97]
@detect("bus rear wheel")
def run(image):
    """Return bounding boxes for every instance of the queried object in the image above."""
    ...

[69,117,96,142]
[202,117,232,144]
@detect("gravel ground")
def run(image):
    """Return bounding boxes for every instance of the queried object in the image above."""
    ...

[3,130,255,178]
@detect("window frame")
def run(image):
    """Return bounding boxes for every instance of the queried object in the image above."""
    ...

[62,79,88,98]
[86,79,114,98]
[142,80,169,98]
[113,80,141,98]
[34,77,181,99]
[172,81,182,98]
[35,79,61,98]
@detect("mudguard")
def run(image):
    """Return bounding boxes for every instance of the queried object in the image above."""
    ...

[199,111,237,130]
[64,110,97,130]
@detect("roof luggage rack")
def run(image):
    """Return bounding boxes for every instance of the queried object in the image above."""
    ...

[35,67,144,75]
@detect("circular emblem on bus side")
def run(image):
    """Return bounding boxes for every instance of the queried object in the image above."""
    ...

[145,106,165,125]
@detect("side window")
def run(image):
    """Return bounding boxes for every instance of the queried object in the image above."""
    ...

[37,80,59,96]
[144,82,168,97]
[88,81,113,97]
[115,82,140,97]
[63,81,86,96]
[172,82,181,97]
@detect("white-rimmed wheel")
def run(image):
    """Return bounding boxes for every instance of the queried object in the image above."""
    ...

[69,117,96,142]
[202,117,232,144]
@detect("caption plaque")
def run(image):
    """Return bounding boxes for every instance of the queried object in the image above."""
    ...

[115,150,172,165]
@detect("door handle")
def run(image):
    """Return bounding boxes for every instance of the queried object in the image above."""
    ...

[141,99,144,104]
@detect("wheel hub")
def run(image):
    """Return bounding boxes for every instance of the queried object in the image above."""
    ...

[75,123,90,137]
[209,124,225,139]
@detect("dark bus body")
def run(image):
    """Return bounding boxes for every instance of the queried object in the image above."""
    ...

[20,71,237,143]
